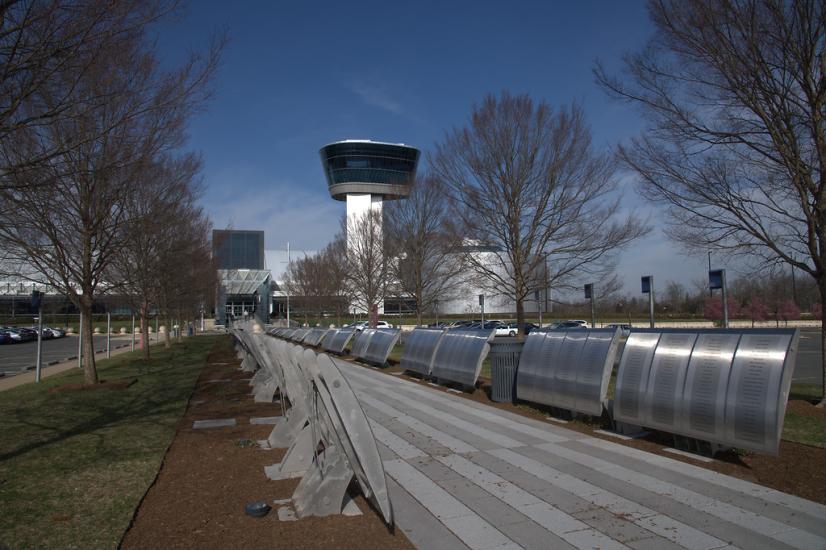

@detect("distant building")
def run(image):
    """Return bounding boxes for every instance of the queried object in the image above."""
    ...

[213,229,270,326]
[212,229,265,270]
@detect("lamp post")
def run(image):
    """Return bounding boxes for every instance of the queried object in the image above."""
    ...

[709,269,728,328]
[708,251,713,297]
[641,275,654,328]
[584,283,595,328]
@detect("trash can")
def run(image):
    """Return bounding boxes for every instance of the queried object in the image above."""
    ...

[489,339,524,403]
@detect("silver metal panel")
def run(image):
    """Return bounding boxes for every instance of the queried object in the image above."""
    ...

[643,332,697,433]
[551,331,588,411]
[613,332,661,425]
[429,329,494,387]
[350,329,375,358]
[305,328,330,347]
[328,328,356,355]
[400,328,446,376]
[574,329,621,416]
[320,328,338,350]
[515,330,567,405]
[724,331,798,455]
[681,333,741,441]
[315,353,393,524]
[291,328,310,342]
[362,329,401,366]
[515,331,547,404]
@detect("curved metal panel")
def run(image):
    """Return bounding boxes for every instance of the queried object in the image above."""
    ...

[320,328,338,350]
[515,331,547,404]
[328,328,356,355]
[362,329,400,366]
[613,332,661,425]
[304,328,330,347]
[315,353,393,524]
[724,331,798,455]
[350,329,375,358]
[575,328,621,416]
[401,328,446,376]
[643,332,698,433]
[551,331,588,411]
[429,329,494,387]
[515,329,620,416]
[291,328,311,342]
[681,333,740,441]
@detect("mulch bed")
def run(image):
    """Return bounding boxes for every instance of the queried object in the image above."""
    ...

[346,357,826,506]
[121,339,412,549]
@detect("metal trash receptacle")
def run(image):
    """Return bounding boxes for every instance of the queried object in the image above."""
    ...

[489,339,524,403]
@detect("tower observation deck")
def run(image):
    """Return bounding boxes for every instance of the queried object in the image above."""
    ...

[320,140,420,202]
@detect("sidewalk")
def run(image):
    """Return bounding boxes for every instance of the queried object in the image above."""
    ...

[332,357,826,550]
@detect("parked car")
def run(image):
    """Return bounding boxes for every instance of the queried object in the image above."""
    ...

[605,323,632,337]
[2,328,29,342]
[426,321,448,328]
[17,327,38,341]
[45,327,66,338]
[492,321,516,337]
[351,321,393,332]
[31,326,54,340]
[0,331,10,344]
[523,322,540,334]
[549,320,588,330]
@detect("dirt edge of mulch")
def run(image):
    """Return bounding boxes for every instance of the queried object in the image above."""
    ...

[339,353,826,506]
[120,336,413,550]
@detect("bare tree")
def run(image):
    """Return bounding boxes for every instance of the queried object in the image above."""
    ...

[284,252,327,323]
[156,207,214,346]
[596,0,826,403]
[431,92,648,336]
[0,7,221,384]
[110,153,202,358]
[385,175,466,325]
[0,1,178,182]
[342,209,391,327]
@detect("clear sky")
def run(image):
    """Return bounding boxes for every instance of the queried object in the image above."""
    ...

[157,0,713,296]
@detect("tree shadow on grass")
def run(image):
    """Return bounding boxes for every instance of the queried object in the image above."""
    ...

[0,361,205,464]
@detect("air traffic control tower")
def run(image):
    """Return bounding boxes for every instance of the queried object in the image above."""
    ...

[320,139,420,314]
[320,139,420,224]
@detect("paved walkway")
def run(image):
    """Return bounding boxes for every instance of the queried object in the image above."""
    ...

[332,358,826,550]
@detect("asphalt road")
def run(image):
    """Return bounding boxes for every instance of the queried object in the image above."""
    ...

[794,327,823,384]
[0,334,159,376]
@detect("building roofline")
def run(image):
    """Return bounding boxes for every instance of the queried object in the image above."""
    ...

[319,139,419,152]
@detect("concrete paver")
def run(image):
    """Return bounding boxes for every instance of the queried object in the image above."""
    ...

[332,357,826,550]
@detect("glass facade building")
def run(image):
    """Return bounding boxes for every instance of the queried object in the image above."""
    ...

[320,140,420,200]
[212,230,265,270]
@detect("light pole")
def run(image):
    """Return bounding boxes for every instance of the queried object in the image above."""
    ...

[285,242,291,327]
[708,251,713,297]
[641,275,654,328]
[584,283,595,328]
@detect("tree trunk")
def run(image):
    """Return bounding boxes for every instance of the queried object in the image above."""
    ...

[818,280,826,407]
[140,312,150,360]
[80,299,98,385]
[164,318,171,349]
[516,298,525,340]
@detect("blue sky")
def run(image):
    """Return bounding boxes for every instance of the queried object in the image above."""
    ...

[158,0,713,296]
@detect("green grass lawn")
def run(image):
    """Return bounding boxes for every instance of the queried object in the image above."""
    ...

[0,335,220,549]
[783,411,826,448]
